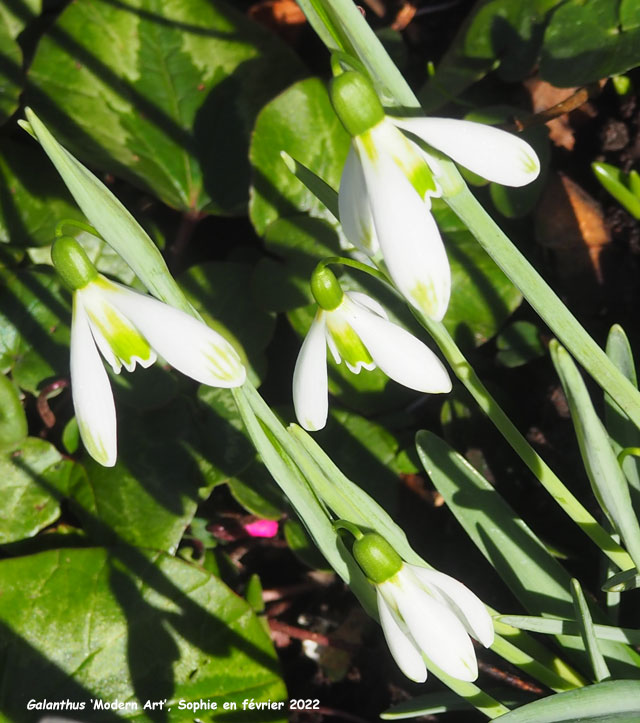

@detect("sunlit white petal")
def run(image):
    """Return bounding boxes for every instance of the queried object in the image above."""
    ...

[411,567,494,647]
[377,590,427,683]
[339,146,380,255]
[356,141,450,321]
[70,297,117,467]
[390,569,478,681]
[343,297,451,393]
[293,313,329,431]
[394,117,540,187]
[100,282,245,388]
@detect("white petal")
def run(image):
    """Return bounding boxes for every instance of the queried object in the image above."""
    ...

[101,283,246,388]
[377,590,427,683]
[411,567,494,648]
[338,146,380,255]
[345,291,388,319]
[292,313,329,431]
[391,569,479,681]
[70,297,117,467]
[356,140,451,321]
[342,298,451,393]
[394,117,540,187]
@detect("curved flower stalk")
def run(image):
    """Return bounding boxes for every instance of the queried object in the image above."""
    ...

[330,71,540,321]
[52,237,246,467]
[293,266,451,430]
[349,529,494,683]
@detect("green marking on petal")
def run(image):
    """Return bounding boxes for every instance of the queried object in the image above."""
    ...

[326,314,373,372]
[77,419,110,466]
[520,148,540,176]
[410,280,439,319]
[87,304,153,371]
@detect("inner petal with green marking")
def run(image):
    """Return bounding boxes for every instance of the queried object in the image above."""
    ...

[326,312,374,373]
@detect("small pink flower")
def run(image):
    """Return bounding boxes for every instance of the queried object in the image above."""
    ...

[244,519,279,538]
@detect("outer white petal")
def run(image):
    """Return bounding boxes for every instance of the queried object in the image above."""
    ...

[101,283,246,388]
[338,146,380,255]
[390,569,478,681]
[70,297,117,467]
[292,313,329,431]
[394,117,540,188]
[377,590,427,683]
[356,140,451,321]
[411,567,494,648]
[342,298,451,393]
[345,291,388,319]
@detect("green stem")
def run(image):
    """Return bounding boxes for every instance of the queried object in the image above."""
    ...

[54,218,99,238]
[422,316,634,571]
[447,183,640,432]
[316,255,390,284]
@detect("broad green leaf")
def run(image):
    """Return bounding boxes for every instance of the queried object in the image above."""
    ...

[551,341,640,571]
[541,0,640,86]
[0,268,71,394]
[69,398,224,553]
[0,0,40,39]
[605,325,640,511]
[0,439,73,544]
[418,0,563,111]
[0,373,26,447]
[491,680,640,722]
[249,77,350,235]
[0,19,22,127]
[416,430,640,675]
[27,0,305,214]
[0,548,287,721]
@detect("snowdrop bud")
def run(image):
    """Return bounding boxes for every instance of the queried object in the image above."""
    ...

[310,266,344,310]
[352,532,403,584]
[330,71,385,138]
[51,237,98,290]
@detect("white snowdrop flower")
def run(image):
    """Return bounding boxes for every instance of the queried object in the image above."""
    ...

[292,266,451,431]
[352,531,494,683]
[52,237,246,467]
[330,71,540,321]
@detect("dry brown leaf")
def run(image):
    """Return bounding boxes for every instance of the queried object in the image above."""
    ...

[248,0,306,39]
[524,78,579,150]
[535,172,610,282]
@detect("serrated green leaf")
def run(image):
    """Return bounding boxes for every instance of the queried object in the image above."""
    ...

[0,373,26,447]
[249,77,350,235]
[0,0,40,39]
[69,398,223,552]
[0,548,287,721]
[0,439,74,544]
[541,0,640,86]
[0,138,85,247]
[496,320,545,368]
[0,19,22,128]
[27,0,305,214]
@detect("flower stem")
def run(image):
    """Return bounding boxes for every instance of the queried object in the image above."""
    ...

[421,315,635,571]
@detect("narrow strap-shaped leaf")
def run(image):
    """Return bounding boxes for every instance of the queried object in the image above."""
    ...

[490,680,640,722]
[416,430,640,674]
[605,325,640,511]
[602,566,640,593]
[497,615,640,646]
[550,340,640,571]
[20,109,193,315]
[592,162,640,219]
[570,579,610,682]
